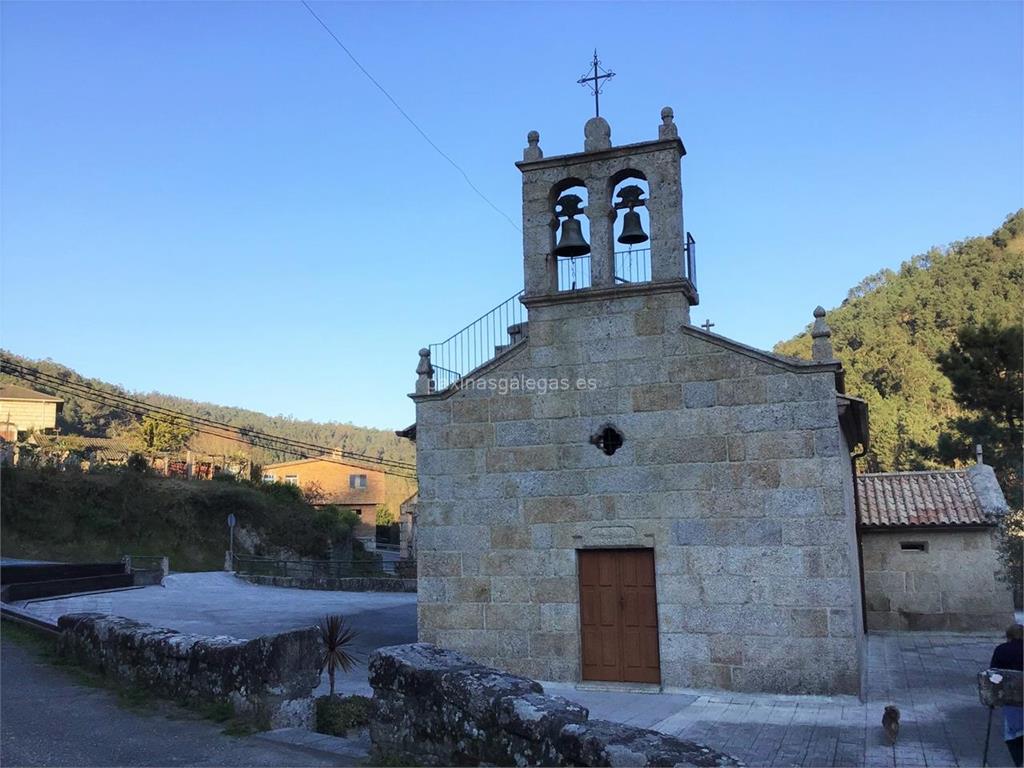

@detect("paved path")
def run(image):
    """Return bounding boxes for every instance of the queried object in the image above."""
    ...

[15,571,417,694]
[15,573,1015,766]
[547,632,1014,767]
[0,640,345,767]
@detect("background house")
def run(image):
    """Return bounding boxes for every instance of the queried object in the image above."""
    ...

[261,456,416,545]
[0,385,63,439]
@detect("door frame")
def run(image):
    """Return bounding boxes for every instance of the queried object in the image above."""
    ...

[576,546,662,685]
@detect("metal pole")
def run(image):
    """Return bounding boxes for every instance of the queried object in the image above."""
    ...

[982,705,993,767]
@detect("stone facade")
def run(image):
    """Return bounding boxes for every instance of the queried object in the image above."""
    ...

[57,613,320,728]
[368,643,740,767]
[861,528,1015,631]
[411,110,867,696]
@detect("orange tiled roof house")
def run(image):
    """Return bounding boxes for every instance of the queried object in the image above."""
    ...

[260,457,414,544]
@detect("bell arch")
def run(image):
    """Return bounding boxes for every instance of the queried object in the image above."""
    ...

[550,179,591,291]
[610,170,652,284]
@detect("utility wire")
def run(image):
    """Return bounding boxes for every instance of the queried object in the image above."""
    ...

[299,0,521,234]
[1,359,417,477]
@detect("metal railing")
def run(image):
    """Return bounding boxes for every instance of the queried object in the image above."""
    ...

[122,555,168,573]
[428,290,527,391]
[233,554,410,579]
[615,247,651,284]
[686,232,697,288]
[558,256,593,291]
[556,248,651,290]
[426,236,697,389]
[559,238,696,287]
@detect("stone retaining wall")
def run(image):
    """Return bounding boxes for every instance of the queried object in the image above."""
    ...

[57,613,320,728]
[368,643,740,767]
[237,574,416,593]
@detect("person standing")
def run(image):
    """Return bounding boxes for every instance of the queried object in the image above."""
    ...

[991,624,1024,767]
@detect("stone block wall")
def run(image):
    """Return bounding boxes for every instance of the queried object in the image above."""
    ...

[413,289,865,695]
[368,643,740,767]
[57,613,320,727]
[861,529,1015,631]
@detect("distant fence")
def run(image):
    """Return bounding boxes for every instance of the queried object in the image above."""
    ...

[233,554,413,579]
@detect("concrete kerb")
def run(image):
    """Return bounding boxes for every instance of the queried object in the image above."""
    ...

[256,727,371,762]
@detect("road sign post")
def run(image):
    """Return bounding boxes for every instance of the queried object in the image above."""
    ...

[227,513,236,570]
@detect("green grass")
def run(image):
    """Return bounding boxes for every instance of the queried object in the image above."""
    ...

[315,694,374,737]
[2,618,60,658]
[0,465,343,570]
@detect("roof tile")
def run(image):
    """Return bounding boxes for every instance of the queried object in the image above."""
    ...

[856,469,994,528]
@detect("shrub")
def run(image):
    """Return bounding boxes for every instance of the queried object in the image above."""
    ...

[315,694,373,736]
[318,614,358,696]
[125,453,149,473]
[258,481,305,504]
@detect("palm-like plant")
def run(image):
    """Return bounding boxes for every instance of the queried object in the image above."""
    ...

[319,614,359,697]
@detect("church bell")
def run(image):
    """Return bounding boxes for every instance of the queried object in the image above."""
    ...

[617,209,648,245]
[553,193,591,258]
[615,184,649,246]
[555,218,591,257]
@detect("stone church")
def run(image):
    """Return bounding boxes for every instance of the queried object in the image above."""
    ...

[409,108,872,695]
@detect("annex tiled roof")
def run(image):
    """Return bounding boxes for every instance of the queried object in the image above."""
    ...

[856,468,1001,528]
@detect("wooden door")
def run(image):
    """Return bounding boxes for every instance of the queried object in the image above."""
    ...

[578,549,660,684]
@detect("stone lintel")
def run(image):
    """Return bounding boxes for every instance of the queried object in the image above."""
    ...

[521,278,698,310]
[515,137,685,173]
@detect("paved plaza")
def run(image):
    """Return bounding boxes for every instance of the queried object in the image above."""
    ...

[549,632,1013,767]
[13,573,1018,766]
[13,571,417,694]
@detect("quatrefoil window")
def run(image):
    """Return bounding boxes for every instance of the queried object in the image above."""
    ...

[590,424,624,456]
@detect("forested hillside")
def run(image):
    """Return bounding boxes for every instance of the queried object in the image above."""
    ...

[0,353,416,467]
[776,210,1023,476]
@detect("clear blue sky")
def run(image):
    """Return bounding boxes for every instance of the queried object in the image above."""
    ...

[2,1,1021,430]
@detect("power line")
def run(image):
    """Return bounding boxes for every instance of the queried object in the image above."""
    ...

[298,0,521,234]
[0,359,417,478]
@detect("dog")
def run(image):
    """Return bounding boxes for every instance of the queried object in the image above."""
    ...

[882,705,901,744]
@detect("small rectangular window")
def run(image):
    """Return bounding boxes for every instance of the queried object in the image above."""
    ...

[900,541,928,553]
[349,474,367,489]
[284,475,299,486]
[262,473,275,483]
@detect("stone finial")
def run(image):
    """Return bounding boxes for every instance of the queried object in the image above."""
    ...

[975,443,984,465]
[659,106,678,139]
[810,306,835,362]
[415,348,434,395]
[523,130,543,161]
[584,116,612,152]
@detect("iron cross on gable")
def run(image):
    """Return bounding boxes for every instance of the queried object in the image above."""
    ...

[701,319,715,332]
[578,50,615,118]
